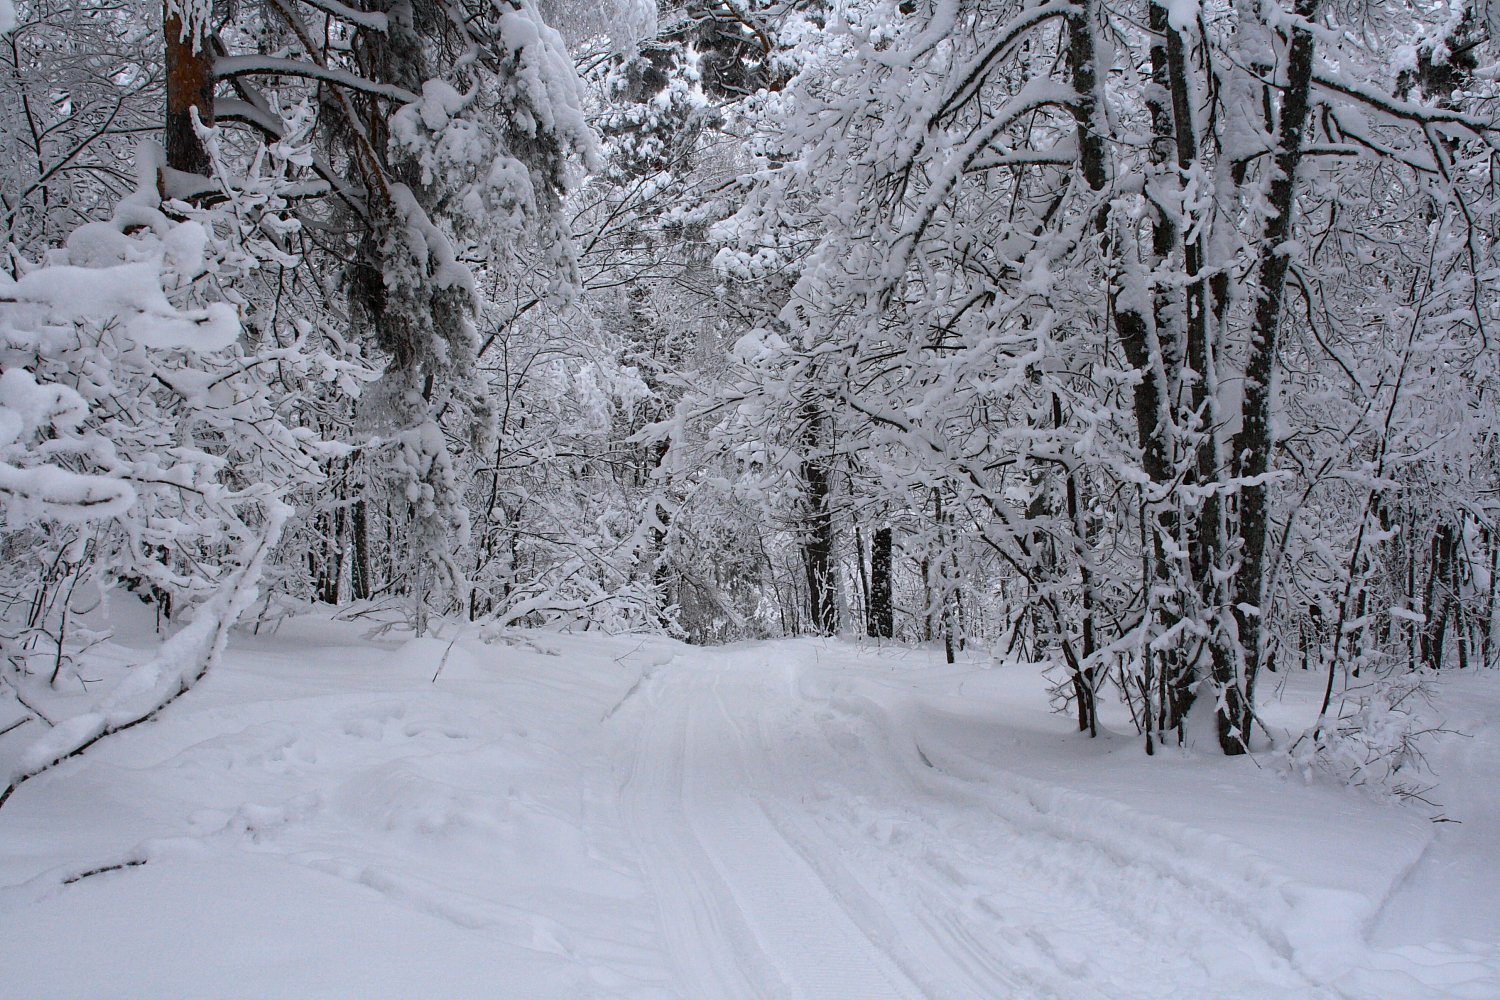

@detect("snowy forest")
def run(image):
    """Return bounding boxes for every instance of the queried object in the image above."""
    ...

[4,0,1497,763]
[1,0,1499,993]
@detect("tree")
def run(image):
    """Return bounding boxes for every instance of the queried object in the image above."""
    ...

[710,0,1500,751]
[0,122,343,806]
[0,0,158,252]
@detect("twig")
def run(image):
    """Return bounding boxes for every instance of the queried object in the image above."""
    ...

[62,858,147,885]
[0,715,32,738]
[7,686,54,727]
[431,638,459,683]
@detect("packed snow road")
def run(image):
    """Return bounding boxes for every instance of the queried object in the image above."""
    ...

[618,649,1335,1000]
[621,654,929,1000]
[1,615,1497,998]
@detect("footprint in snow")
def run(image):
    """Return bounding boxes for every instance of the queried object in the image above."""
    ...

[338,702,406,740]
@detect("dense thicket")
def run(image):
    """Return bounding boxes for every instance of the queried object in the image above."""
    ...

[0,0,1496,781]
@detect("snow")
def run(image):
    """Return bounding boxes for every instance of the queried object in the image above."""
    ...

[0,362,136,519]
[1165,0,1200,32]
[496,0,600,171]
[608,0,658,54]
[0,367,82,434]
[0,614,1496,999]
[1371,671,1500,946]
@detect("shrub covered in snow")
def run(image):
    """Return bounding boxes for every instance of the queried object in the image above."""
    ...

[0,138,347,802]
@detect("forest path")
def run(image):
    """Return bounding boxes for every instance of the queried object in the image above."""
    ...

[3,623,1494,998]
[616,647,1340,1000]
[620,656,928,1000]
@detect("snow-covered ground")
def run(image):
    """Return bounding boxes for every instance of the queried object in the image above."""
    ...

[1,608,1497,999]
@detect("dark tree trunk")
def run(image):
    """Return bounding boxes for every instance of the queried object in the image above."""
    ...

[350,498,371,600]
[1485,526,1498,668]
[163,2,215,177]
[1229,0,1321,753]
[801,403,837,634]
[1073,0,1191,744]
[651,437,674,629]
[1423,523,1457,669]
[920,553,933,641]
[315,509,341,604]
[870,526,893,638]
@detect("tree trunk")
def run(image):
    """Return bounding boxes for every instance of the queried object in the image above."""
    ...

[870,525,894,639]
[855,524,871,634]
[1073,0,1192,742]
[801,403,837,634]
[1485,526,1498,668]
[1423,523,1457,669]
[350,498,371,601]
[163,1,215,177]
[1228,0,1321,753]
[920,553,932,641]
[651,437,675,629]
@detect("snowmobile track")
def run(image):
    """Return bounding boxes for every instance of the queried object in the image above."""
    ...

[618,651,1364,1000]
[622,669,928,1000]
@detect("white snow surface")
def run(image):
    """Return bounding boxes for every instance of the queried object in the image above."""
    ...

[1,613,1497,999]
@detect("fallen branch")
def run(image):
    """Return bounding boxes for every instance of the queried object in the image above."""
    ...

[62,858,147,885]
[0,501,288,813]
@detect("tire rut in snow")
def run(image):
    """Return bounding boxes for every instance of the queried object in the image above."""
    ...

[721,676,1149,999]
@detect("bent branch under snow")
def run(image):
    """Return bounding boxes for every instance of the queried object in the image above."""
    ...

[214,56,419,105]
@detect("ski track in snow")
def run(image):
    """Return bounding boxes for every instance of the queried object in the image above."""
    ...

[4,626,1498,998]
[623,661,928,1000]
[617,646,1490,1000]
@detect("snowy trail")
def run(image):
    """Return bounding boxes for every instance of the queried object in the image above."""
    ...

[620,648,1342,1000]
[4,622,1496,998]
[622,659,927,1000]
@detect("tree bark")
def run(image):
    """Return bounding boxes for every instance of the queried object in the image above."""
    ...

[1422,523,1456,669]
[164,1,215,177]
[870,526,894,638]
[801,402,837,634]
[1228,0,1321,753]
[350,498,371,600]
